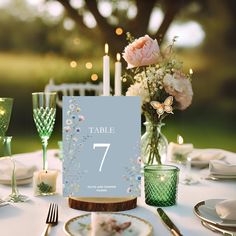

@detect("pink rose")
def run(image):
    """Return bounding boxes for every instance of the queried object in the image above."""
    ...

[123,35,162,69]
[163,72,193,110]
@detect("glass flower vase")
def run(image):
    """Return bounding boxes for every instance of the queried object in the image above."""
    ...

[141,121,168,165]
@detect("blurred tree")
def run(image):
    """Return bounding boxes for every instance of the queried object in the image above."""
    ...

[55,0,188,58]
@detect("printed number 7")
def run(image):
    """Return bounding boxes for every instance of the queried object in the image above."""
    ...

[93,143,110,172]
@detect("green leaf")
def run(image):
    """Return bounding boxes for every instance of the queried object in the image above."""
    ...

[37,182,53,193]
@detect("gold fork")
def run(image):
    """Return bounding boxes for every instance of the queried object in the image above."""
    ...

[41,203,58,236]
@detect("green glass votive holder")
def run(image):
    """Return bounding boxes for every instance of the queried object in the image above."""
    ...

[144,165,179,207]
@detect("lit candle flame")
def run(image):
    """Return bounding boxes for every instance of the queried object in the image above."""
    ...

[116,53,121,61]
[0,108,5,116]
[189,68,193,75]
[160,175,165,181]
[177,135,184,144]
[105,43,109,54]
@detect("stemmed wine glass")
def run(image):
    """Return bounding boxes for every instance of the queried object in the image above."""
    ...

[0,98,13,137]
[32,92,57,171]
[0,97,28,202]
[180,155,198,185]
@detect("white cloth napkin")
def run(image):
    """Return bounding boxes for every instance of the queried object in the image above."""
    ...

[216,200,236,220]
[190,149,224,162]
[209,160,236,175]
[0,158,37,180]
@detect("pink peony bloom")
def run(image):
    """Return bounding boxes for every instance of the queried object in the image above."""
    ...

[163,72,193,110]
[123,35,162,69]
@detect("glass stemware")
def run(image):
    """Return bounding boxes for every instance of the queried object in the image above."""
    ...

[4,136,29,202]
[180,155,198,185]
[0,98,13,137]
[32,92,57,171]
[0,98,28,202]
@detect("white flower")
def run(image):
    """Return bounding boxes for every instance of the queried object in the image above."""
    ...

[163,72,193,110]
[156,68,165,78]
[126,80,150,105]
[163,74,183,92]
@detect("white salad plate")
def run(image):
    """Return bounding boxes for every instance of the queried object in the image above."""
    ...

[194,199,236,227]
[64,212,153,236]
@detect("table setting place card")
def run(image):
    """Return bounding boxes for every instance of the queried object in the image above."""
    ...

[62,96,141,198]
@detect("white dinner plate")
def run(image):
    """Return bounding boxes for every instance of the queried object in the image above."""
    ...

[190,149,225,168]
[0,177,32,185]
[64,213,153,236]
[194,199,236,227]
[208,174,236,180]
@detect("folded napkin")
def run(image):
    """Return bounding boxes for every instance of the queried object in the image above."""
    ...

[190,149,224,162]
[0,158,37,180]
[216,200,236,220]
[209,160,236,176]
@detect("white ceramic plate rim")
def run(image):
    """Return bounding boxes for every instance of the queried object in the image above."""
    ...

[209,174,236,179]
[0,177,32,185]
[63,212,153,236]
[194,199,236,227]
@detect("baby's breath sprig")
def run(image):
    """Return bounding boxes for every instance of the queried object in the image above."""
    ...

[126,32,135,43]
[122,72,133,83]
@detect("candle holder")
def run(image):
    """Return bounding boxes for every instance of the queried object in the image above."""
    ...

[144,165,179,207]
[167,140,193,164]
[33,170,58,196]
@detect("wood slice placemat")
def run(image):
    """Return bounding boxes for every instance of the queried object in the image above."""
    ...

[68,197,137,212]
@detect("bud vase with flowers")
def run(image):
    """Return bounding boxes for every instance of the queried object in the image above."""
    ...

[123,34,193,165]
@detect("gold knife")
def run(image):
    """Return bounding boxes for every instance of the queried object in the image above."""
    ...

[157,208,183,236]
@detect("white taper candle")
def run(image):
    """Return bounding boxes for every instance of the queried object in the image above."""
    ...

[115,53,122,96]
[103,43,110,96]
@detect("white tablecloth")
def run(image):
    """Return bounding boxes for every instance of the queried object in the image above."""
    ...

[0,149,236,236]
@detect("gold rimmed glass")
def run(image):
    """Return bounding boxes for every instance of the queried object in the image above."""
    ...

[32,92,57,171]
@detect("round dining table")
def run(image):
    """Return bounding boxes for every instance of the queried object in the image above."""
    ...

[0,149,235,236]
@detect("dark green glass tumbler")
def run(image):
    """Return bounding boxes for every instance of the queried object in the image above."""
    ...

[144,165,179,207]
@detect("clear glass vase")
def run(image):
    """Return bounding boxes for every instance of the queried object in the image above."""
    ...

[141,121,168,165]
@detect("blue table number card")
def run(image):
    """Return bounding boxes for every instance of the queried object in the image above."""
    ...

[63,96,141,197]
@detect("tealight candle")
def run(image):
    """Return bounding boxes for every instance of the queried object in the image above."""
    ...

[167,135,194,163]
[103,43,110,96]
[33,170,58,196]
[114,53,122,96]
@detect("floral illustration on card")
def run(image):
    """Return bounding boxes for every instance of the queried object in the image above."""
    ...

[123,140,141,196]
[63,97,91,196]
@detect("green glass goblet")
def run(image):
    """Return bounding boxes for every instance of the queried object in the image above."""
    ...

[2,136,29,202]
[0,98,12,202]
[32,92,57,171]
[0,98,28,202]
[0,97,13,137]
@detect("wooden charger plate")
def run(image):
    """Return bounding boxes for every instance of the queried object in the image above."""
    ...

[68,197,137,212]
